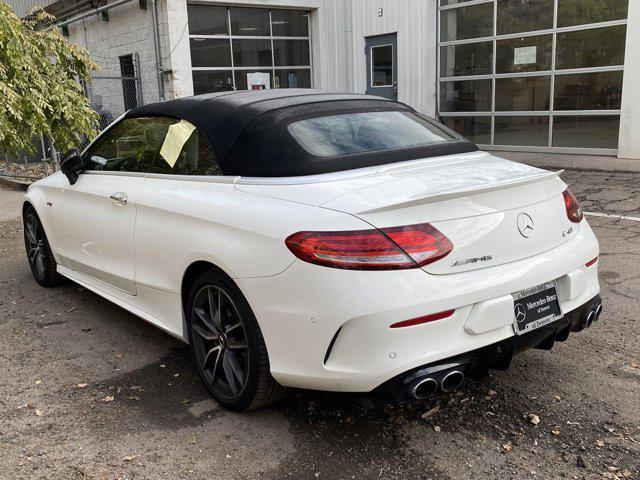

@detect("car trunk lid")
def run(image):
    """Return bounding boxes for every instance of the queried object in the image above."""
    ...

[236,152,575,274]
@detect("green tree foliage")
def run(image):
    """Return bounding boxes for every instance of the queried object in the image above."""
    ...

[0,2,99,155]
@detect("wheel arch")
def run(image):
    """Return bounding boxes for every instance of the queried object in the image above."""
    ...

[22,197,62,261]
[180,260,237,335]
[22,200,39,219]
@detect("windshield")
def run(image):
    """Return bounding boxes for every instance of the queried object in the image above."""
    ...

[288,111,457,157]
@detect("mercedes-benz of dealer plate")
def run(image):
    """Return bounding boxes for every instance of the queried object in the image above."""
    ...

[512,282,563,335]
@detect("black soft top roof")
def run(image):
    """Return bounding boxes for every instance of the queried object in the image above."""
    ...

[125,89,478,177]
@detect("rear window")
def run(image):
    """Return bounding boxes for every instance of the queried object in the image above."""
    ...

[287,111,457,157]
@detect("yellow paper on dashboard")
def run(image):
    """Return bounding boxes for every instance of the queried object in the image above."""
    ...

[160,119,197,168]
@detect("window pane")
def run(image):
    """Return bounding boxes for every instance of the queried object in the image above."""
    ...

[190,39,231,67]
[440,42,493,77]
[558,0,628,27]
[441,116,491,144]
[232,39,272,67]
[440,80,492,112]
[552,116,619,149]
[192,71,234,95]
[556,26,627,69]
[149,129,223,176]
[187,5,228,35]
[440,3,493,42]
[229,7,270,36]
[235,70,273,90]
[497,0,553,35]
[494,116,549,146]
[271,10,309,36]
[274,69,311,88]
[288,111,456,157]
[371,45,393,86]
[85,118,174,172]
[495,76,550,111]
[496,35,552,73]
[554,71,624,110]
[273,40,310,66]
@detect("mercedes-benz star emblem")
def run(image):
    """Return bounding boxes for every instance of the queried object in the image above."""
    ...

[517,212,534,238]
[514,303,527,324]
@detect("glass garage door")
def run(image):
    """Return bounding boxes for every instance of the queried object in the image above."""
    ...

[438,0,628,153]
[188,5,312,94]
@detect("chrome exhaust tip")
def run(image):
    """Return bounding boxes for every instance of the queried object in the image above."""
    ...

[410,377,438,400]
[586,310,596,328]
[595,303,603,320]
[440,370,464,392]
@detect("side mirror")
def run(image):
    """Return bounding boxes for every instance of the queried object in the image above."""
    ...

[60,148,85,185]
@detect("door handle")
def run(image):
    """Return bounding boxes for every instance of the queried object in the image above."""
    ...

[109,192,128,205]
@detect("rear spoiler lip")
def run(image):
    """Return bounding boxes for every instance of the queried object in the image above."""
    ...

[355,170,565,215]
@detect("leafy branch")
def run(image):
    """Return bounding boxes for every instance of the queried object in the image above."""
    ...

[0,2,99,155]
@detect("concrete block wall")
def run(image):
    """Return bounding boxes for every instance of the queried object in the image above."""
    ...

[67,0,180,115]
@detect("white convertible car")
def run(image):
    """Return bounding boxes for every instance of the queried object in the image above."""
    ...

[23,90,602,411]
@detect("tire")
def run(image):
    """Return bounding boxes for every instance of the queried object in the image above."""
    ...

[23,206,64,287]
[186,269,287,411]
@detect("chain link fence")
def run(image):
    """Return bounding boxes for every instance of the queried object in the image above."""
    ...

[83,74,143,134]
[1,135,59,181]
[1,67,143,183]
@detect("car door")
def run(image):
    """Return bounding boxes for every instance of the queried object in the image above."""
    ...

[53,117,166,295]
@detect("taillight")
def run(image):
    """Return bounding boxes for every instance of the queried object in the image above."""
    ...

[586,257,598,267]
[382,224,453,267]
[285,223,453,270]
[563,188,583,223]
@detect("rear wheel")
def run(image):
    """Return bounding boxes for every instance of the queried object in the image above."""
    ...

[23,206,63,287]
[186,269,287,411]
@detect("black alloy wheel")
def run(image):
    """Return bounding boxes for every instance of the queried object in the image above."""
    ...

[191,285,250,399]
[23,206,63,287]
[25,213,46,281]
[186,270,287,411]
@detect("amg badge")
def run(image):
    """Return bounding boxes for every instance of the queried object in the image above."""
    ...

[451,255,493,267]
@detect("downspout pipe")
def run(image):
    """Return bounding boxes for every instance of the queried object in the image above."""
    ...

[150,0,165,101]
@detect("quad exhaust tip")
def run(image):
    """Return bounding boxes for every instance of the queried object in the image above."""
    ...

[595,303,603,321]
[579,304,602,331]
[585,310,595,328]
[410,377,438,400]
[441,370,464,392]
[408,370,465,399]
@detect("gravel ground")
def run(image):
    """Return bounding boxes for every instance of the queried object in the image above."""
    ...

[0,168,639,480]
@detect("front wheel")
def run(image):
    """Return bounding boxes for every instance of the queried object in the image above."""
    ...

[186,269,287,411]
[23,206,64,287]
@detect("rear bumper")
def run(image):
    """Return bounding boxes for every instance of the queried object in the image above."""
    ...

[379,294,603,404]
[237,220,599,393]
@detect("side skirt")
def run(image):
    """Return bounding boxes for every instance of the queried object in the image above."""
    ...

[57,265,187,343]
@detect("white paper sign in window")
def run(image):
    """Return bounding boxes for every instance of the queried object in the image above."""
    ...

[246,72,271,90]
[160,119,197,168]
[514,46,537,66]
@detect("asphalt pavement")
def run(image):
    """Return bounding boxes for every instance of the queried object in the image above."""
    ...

[0,167,638,480]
